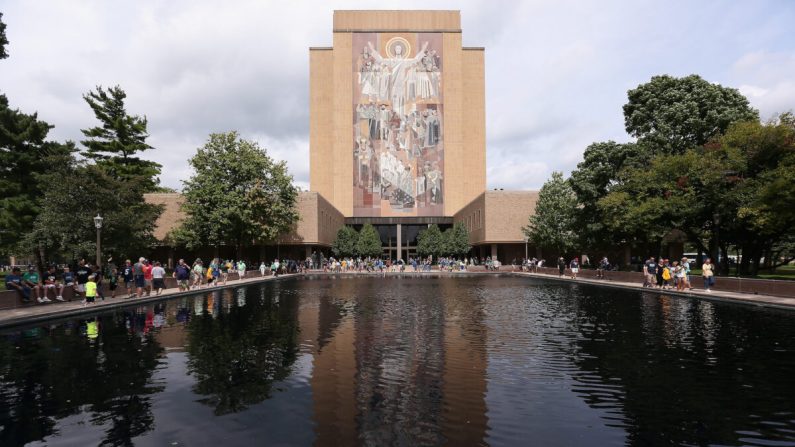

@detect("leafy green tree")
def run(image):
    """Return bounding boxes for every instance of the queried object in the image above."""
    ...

[176,132,299,258]
[623,74,758,153]
[0,13,9,59]
[21,162,163,264]
[332,226,359,258]
[416,224,443,259]
[0,95,75,254]
[443,222,471,257]
[81,85,162,191]
[523,171,578,256]
[356,223,382,258]
[569,141,649,250]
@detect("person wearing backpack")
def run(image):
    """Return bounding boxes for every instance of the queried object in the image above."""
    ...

[661,262,672,289]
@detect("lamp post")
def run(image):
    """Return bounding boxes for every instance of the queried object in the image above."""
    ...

[524,235,529,261]
[94,214,103,270]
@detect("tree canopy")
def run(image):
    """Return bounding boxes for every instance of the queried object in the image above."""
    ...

[332,226,359,258]
[0,13,9,60]
[0,95,75,254]
[623,74,758,153]
[523,171,578,256]
[81,85,162,191]
[21,161,163,266]
[175,132,299,257]
[356,224,382,258]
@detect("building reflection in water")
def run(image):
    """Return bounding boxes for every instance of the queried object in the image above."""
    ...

[295,275,489,446]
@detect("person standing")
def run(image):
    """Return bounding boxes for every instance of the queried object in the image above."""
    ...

[84,274,98,306]
[109,267,119,298]
[260,261,267,277]
[122,260,134,298]
[643,257,656,288]
[569,257,579,279]
[192,259,204,289]
[133,257,146,298]
[142,260,154,297]
[597,256,609,279]
[174,259,191,292]
[557,256,566,277]
[152,261,166,295]
[75,260,91,301]
[702,258,715,292]
[238,260,247,280]
[62,266,75,301]
[681,257,693,290]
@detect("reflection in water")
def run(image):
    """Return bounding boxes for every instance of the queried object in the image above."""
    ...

[186,286,299,415]
[0,276,794,446]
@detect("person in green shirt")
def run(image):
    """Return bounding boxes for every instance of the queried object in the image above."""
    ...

[84,274,98,306]
[22,267,46,303]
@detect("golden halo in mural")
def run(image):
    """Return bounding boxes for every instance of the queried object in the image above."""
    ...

[385,37,411,59]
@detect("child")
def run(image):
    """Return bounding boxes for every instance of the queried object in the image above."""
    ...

[84,274,98,306]
[662,263,672,290]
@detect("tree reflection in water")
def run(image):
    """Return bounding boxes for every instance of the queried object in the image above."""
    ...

[186,286,300,415]
[0,311,164,447]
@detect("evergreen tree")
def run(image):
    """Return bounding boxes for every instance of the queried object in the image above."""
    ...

[21,161,163,264]
[356,224,382,258]
[332,226,359,258]
[523,172,578,256]
[176,132,299,258]
[0,95,75,254]
[0,13,9,60]
[417,224,443,259]
[80,85,162,191]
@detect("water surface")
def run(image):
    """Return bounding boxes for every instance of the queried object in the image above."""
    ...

[1,275,794,446]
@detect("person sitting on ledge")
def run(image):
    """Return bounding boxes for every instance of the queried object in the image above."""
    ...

[5,267,32,303]
[23,266,46,303]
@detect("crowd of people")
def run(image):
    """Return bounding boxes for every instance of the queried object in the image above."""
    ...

[3,256,310,307]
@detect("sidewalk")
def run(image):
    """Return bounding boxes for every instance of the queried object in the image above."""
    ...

[514,271,795,311]
[0,273,295,329]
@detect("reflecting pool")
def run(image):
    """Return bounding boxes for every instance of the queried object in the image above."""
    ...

[1,275,794,446]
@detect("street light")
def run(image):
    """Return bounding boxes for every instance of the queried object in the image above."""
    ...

[524,235,529,261]
[94,214,103,270]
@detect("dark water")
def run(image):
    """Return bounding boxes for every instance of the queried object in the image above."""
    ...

[1,275,795,447]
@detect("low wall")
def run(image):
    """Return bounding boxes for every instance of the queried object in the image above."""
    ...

[0,271,262,310]
[511,266,795,298]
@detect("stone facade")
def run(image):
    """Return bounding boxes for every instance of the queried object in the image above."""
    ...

[309,10,486,217]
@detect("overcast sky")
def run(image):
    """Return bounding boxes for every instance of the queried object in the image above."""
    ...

[1,1,794,191]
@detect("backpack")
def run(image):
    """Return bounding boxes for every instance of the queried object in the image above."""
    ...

[662,267,671,281]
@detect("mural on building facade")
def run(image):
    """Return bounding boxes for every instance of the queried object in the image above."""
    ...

[352,33,444,217]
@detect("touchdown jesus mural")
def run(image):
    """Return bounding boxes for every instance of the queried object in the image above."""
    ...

[352,33,444,217]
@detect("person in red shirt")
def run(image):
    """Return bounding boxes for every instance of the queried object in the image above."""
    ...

[143,260,154,297]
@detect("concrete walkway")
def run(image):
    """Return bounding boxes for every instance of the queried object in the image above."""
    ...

[0,273,296,329]
[513,271,795,311]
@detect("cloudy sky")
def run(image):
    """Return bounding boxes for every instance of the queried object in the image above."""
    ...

[1,1,794,191]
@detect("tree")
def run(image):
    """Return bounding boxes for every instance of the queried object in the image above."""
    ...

[81,85,162,191]
[0,13,9,60]
[623,74,758,153]
[569,141,649,250]
[177,132,299,258]
[443,222,471,258]
[332,226,359,258]
[0,95,75,254]
[523,172,578,256]
[416,224,443,259]
[21,162,163,265]
[356,223,382,258]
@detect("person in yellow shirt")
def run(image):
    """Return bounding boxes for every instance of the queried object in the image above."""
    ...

[84,274,98,306]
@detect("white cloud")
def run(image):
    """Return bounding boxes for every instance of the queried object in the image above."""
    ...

[1,0,794,192]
